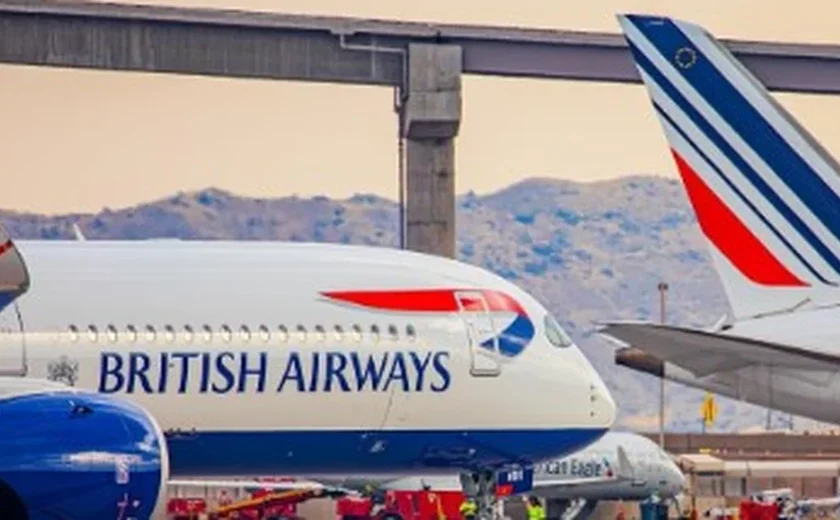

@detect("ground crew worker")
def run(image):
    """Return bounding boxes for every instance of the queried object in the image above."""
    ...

[616,502,627,520]
[525,496,546,520]
[460,497,478,519]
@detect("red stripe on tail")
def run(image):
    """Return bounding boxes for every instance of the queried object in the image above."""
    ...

[671,150,807,287]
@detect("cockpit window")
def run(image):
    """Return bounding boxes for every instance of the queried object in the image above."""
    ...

[544,314,573,348]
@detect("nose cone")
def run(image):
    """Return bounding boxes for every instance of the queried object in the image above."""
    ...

[590,376,617,429]
[668,460,687,496]
[575,351,617,429]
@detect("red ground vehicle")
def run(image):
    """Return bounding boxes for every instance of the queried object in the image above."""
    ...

[739,501,779,520]
[337,490,471,520]
[336,468,533,520]
[168,476,321,519]
[166,497,207,520]
[167,488,309,519]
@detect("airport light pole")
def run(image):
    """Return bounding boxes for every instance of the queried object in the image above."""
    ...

[658,281,669,449]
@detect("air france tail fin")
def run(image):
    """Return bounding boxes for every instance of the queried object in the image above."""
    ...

[618,14,840,320]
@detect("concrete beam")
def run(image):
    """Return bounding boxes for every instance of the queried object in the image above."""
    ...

[402,44,462,258]
[0,3,402,85]
[3,1,840,94]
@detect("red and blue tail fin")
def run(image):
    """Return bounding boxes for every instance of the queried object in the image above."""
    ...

[618,14,840,319]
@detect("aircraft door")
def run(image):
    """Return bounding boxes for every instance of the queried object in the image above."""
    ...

[454,291,501,377]
[0,302,27,376]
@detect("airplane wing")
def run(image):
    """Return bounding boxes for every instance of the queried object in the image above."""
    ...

[598,321,840,377]
[167,478,355,497]
[533,445,637,492]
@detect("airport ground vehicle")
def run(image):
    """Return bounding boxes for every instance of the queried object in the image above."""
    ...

[337,490,471,520]
[167,489,307,519]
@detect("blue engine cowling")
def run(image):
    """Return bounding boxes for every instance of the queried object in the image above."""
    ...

[0,389,169,520]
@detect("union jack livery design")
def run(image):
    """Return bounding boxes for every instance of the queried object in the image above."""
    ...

[322,289,535,357]
[618,14,840,319]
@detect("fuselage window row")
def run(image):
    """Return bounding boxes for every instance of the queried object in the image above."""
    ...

[65,323,418,344]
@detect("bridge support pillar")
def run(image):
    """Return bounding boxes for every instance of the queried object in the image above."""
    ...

[401,43,462,258]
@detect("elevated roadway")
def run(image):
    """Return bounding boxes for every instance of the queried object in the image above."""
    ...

[4,0,840,256]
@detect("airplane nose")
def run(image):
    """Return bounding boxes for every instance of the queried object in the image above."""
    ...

[671,463,687,493]
[587,372,617,429]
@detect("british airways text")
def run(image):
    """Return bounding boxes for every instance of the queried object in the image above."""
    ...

[98,350,451,394]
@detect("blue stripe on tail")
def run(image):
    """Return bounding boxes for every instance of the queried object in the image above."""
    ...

[626,15,840,278]
[625,35,838,284]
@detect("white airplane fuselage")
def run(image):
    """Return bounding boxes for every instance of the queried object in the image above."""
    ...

[376,432,685,501]
[1,240,615,477]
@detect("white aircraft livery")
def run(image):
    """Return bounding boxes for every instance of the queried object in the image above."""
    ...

[599,14,840,425]
[0,229,615,519]
[379,431,685,519]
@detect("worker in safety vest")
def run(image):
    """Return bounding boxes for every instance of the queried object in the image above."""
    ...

[460,497,478,519]
[525,496,546,520]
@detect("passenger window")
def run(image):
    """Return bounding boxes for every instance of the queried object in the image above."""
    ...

[351,324,362,342]
[87,325,98,342]
[106,324,118,343]
[220,325,232,342]
[406,324,417,341]
[388,324,398,341]
[544,315,572,348]
[68,325,79,342]
[164,325,175,343]
[314,325,325,342]
[277,325,289,343]
[258,325,270,342]
[295,325,306,342]
[370,325,380,342]
[201,325,212,343]
[333,325,344,342]
[240,325,251,342]
[145,325,156,342]
[184,325,194,343]
[126,324,137,342]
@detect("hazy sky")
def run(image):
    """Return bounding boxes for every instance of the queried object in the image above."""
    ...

[4,0,840,214]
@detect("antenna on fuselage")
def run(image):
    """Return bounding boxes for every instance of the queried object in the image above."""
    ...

[71,223,86,241]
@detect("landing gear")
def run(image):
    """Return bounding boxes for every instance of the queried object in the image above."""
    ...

[459,470,501,520]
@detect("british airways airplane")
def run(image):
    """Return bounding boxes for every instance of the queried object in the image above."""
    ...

[598,14,840,425]
[0,227,616,520]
